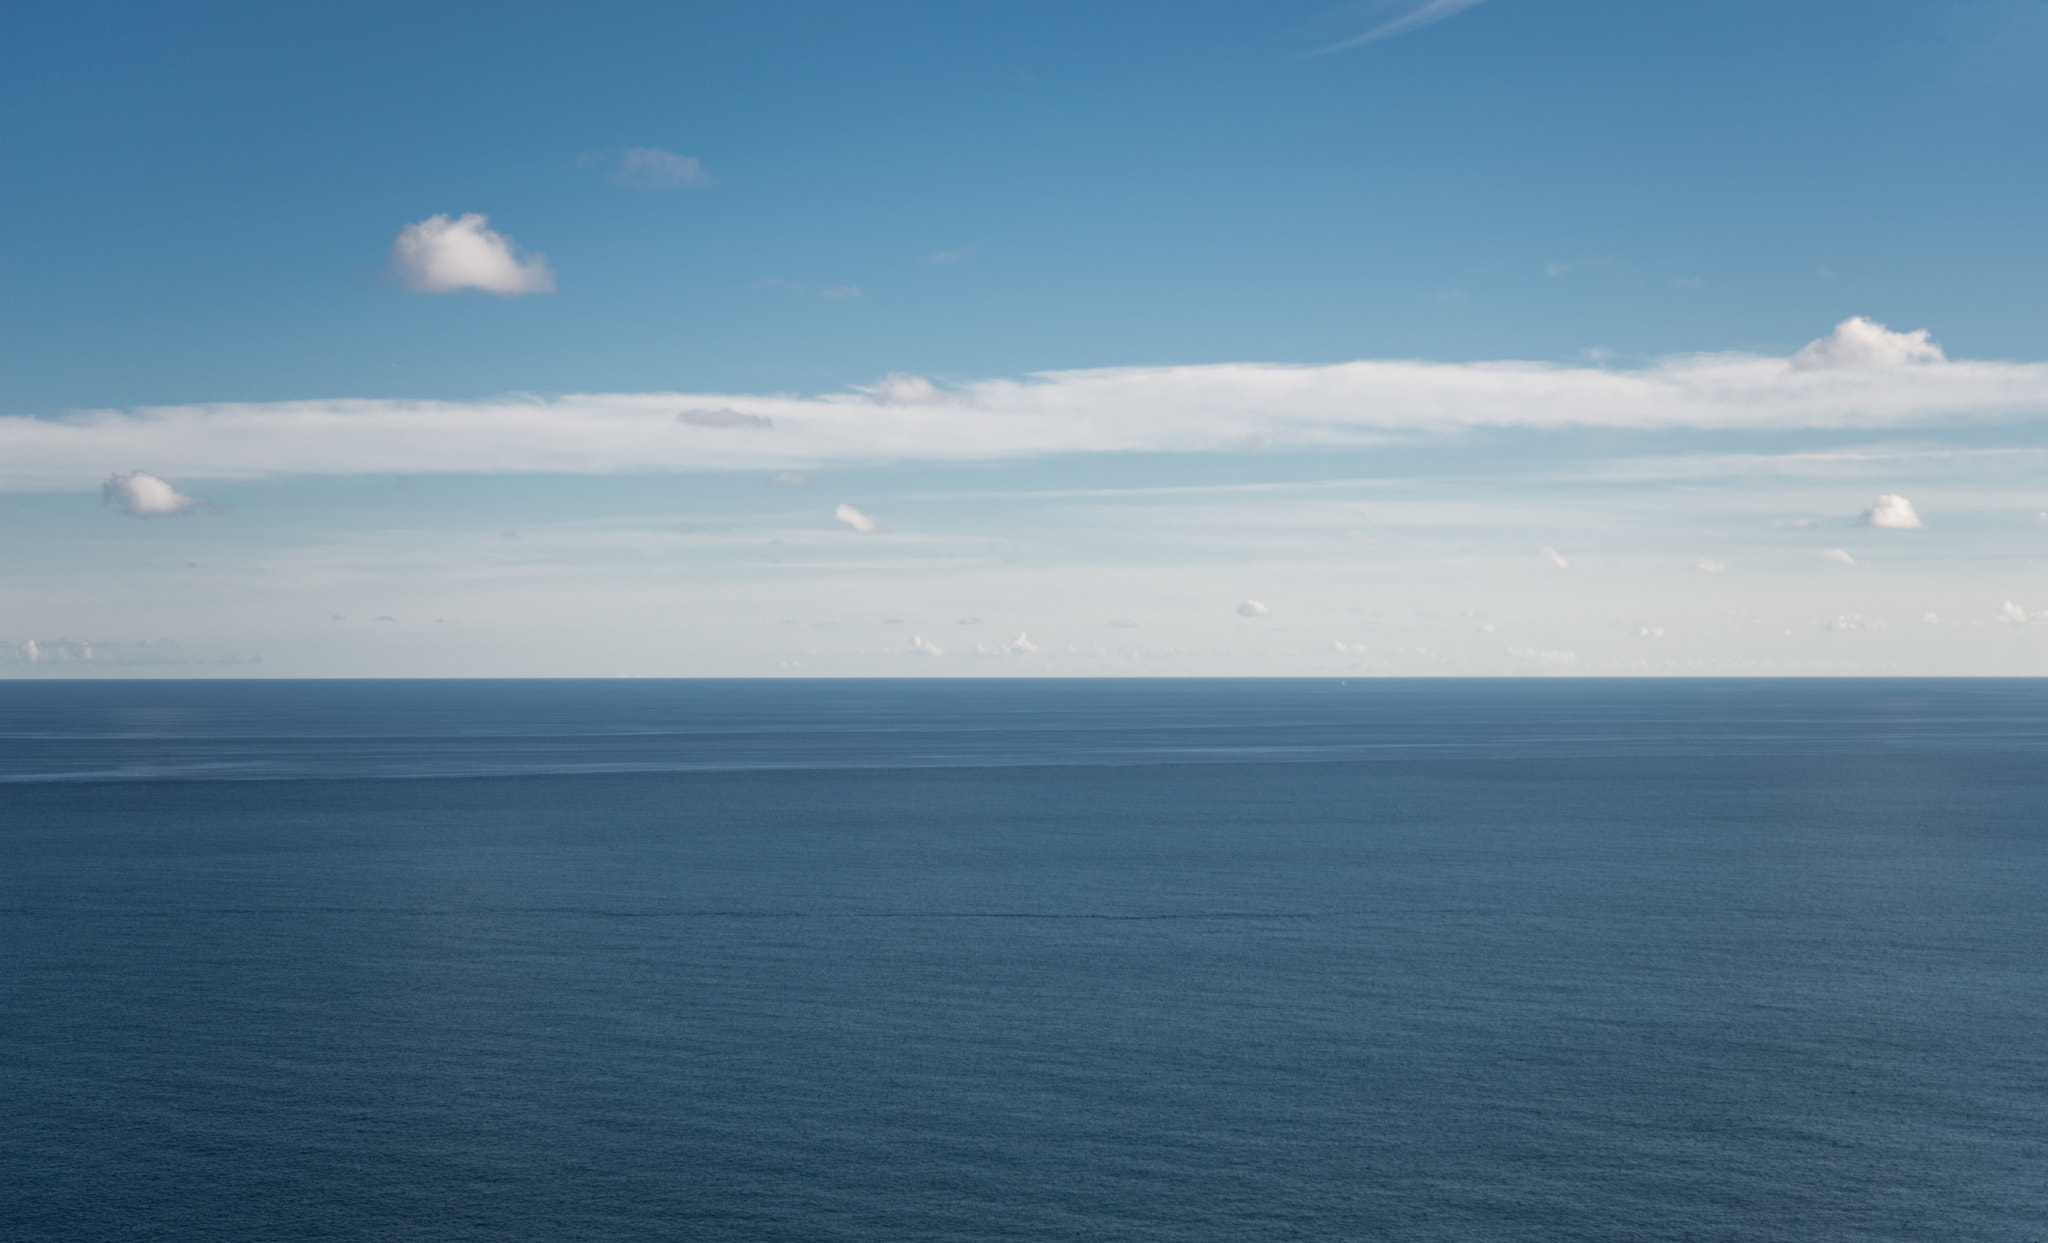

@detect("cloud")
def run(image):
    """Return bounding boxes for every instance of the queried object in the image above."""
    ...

[929,245,978,265]
[678,407,773,430]
[1507,646,1578,667]
[771,472,809,486]
[1791,317,1945,371]
[1237,600,1271,617]
[1820,547,1857,565]
[834,503,883,533]
[819,285,862,301]
[955,616,982,625]
[15,321,2048,490]
[1316,0,1490,53]
[1008,633,1039,653]
[102,470,204,516]
[611,148,712,190]
[1540,546,1570,570]
[1696,558,1728,573]
[389,213,554,296]
[1999,602,2048,624]
[1860,493,1923,528]
[909,635,943,656]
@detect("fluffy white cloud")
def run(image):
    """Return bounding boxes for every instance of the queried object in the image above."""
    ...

[13,320,2048,490]
[1007,633,1039,653]
[1540,547,1571,570]
[1696,558,1728,573]
[1860,494,1923,528]
[1237,600,1270,617]
[909,635,943,656]
[1820,547,1857,565]
[389,213,554,296]
[834,503,882,533]
[612,148,712,190]
[102,470,203,516]
[1791,317,1944,370]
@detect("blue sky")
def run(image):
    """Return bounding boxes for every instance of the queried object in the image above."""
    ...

[5,0,2048,675]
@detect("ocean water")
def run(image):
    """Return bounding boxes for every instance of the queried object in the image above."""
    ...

[2,679,2044,1242]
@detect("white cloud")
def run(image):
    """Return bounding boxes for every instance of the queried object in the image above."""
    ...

[909,635,943,656]
[1540,546,1570,570]
[1008,633,1039,653]
[1924,612,1941,624]
[771,472,809,486]
[612,148,712,190]
[1860,494,1923,528]
[1791,317,1945,371]
[1507,646,1578,667]
[819,285,862,301]
[834,503,883,533]
[389,213,554,296]
[13,321,2048,490]
[1317,0,1490,53]
[1696,558,1728,573]
[1820,547,1857,565]
[1236,600,1271,617]
[102,470,203,516]
[678,407,773,430]
[1999,601,2047,624]
[955,616,982,625]
[929,245,978,265]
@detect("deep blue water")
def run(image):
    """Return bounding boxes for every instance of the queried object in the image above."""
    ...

[2,679,2044,1242]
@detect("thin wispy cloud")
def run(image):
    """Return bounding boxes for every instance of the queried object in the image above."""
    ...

[11,321,2048,490]
[1314,0,1490,54]
[389,213,554,296]
[611,148,713,190]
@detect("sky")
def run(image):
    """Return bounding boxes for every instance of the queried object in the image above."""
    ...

[4,0,2048,677]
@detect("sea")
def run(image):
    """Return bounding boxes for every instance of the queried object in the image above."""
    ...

[2,678,2044,1242]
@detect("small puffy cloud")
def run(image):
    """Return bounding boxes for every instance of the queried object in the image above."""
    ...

[909,635,943,656]
[772,472,809,487]
[102,471,204,516]
[955,616,981,626]
[1860,494,1923,529]
[1696,557,1728,573]
[1008,632,1039,653]
[1634,626,1665,638]
[677,407,773,430]
[929,245,978,265]
[612,148,712,190]
[819,285,862,301]
[1999,601,2047,624]
[1540,546,1570,570]
[390,213,554,296]
[1791,317,1945,371]
[1237,600,1271,617]
[1828,614,1887,630]
[1820,547,1857,565]
[1923,612,1941,625]
[834,503,883,533]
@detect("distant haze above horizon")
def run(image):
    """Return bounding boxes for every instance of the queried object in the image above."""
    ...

[4,1,2047,677]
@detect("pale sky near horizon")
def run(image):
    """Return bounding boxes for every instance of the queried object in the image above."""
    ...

[5,0,2048,676]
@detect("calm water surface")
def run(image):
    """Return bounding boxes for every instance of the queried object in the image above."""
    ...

[2,679,2044,1242]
